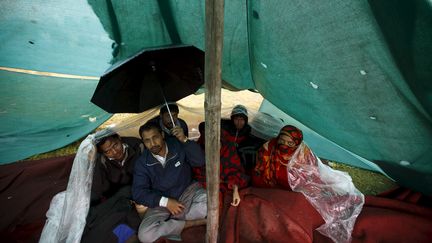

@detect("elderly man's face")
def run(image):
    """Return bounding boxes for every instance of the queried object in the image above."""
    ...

[161,111,178,129]
[141,128,165,155]
[233,116,246,130]
[100,137,125,161]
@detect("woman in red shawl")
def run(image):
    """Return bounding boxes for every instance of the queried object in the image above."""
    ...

[252,125,305,189]
[252,125,365,243]
[194,122,250,207]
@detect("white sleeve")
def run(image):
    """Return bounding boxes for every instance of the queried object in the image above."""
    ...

[159,196,168,207]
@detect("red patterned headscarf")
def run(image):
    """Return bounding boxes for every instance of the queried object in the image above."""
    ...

[279,125,303,146]
[256,125,303,186]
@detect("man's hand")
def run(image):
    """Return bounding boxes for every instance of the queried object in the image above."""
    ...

[166,198,185,215]
[171,126,187,143]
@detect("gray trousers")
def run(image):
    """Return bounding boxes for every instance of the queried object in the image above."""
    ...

[137,183,207,242]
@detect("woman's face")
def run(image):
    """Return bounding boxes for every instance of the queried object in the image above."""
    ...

[233,116,246,130]
[278,134,296,148]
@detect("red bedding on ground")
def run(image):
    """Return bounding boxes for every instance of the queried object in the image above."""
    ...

[0,155,74,243]
[1,156,431,243]
[158,187,432,243]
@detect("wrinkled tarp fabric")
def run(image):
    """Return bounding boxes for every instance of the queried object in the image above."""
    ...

[0,155,74,242]
[0,0,431,194]
[0,70,110,164]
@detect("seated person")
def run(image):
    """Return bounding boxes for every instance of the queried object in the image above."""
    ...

[132,122,207,243]
[194,123,249,208]
[82,133,146,243]
[221,105,265,172]
[252,125,365,242]
[149,103,189,138]
[252,125,303,189]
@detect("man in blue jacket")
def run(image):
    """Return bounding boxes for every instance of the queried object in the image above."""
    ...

[132,121,207,242]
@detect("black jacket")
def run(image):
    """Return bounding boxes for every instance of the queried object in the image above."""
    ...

[90,137,144,205]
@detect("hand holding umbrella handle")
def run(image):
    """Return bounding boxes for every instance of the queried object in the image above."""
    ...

[171,126,188,143]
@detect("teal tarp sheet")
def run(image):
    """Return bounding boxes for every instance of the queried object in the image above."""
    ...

[0,0,431,194]
[0,70,110,163]
[259,99,386,174]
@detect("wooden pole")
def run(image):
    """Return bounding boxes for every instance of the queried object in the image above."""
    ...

[204,0,224,242]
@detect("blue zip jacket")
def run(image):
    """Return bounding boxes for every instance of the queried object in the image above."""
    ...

[132,137,205,207]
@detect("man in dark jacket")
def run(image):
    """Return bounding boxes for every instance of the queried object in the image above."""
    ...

[91,134,144,204]
[133,122,206,242]
[148,103,189,138]
[82,133,145,243]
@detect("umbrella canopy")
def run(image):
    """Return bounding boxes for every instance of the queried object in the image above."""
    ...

[91,45,204,113]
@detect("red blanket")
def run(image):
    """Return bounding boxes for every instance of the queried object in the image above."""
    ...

[0,156,74,242]
[1,156,431,243]
[158,188,432,243]
[220,188,432,243]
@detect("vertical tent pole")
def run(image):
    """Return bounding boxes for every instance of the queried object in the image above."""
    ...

[204,0,224,242]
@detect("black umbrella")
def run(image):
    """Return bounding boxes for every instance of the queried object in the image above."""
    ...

[91,45,204,113]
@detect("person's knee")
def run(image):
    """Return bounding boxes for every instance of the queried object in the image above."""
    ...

[194,189,207,203]
[192,191,208,219]
[195,202,207,218]
[186,201,207,220]
[198,193,207,203]
[137,227,158,243]
[137,219,158,243]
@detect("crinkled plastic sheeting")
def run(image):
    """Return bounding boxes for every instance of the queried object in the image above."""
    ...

[39,135,97,243]
[38,107,158,243]
[288,143,365,243]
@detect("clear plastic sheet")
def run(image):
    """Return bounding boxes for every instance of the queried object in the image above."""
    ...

[39,135,97,243]
[288,143,365,243]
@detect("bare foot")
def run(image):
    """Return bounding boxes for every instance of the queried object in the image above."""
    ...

[184,218,207,229]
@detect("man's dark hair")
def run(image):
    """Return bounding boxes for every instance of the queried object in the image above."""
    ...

[96,133,120,152]
[139,121,162,139]
[160,103,179,115]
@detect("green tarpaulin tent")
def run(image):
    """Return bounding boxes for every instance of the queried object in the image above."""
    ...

[0,0,431,195]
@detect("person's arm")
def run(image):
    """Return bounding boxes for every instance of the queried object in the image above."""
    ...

[183,140,205,167]
[132,155,163,208]
[171,126,205,167]
[231,185,241,207]
[251,142,271,188]
[222,144,250,190]
[90,158,110,205]
[180,119,189,137]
